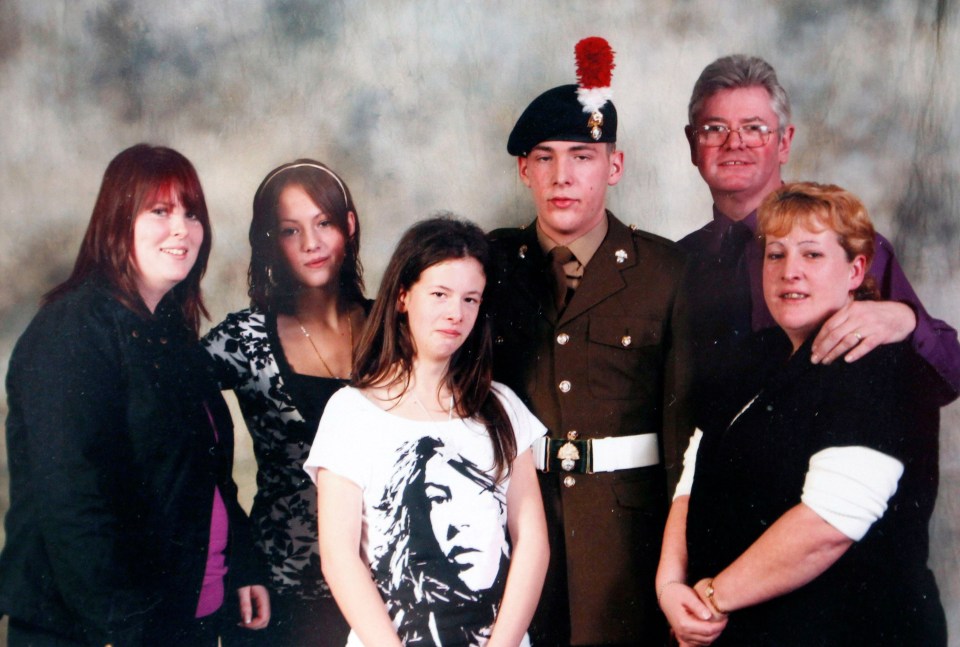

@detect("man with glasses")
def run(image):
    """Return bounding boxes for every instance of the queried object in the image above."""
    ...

[677,55,960,436]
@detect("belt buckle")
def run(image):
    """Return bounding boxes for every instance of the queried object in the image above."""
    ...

[547,438,593,474]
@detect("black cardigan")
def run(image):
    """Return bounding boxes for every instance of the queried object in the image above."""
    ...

[686,331,946,645]
[0,280,261,645]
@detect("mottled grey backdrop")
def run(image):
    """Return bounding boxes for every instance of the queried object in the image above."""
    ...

[1,0,958,642]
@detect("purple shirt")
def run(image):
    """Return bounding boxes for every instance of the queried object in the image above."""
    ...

[196,403,230,618]
[195,488,229,618]
[679,207,960,405]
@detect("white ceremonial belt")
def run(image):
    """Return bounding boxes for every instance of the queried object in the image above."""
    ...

[533,433,660,474]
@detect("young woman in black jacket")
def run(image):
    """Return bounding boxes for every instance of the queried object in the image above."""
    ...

[0,144,269,646]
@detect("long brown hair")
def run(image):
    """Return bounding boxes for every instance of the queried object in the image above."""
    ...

[353,216,517,480]
[44,144,212,335]
[248,159,364,314]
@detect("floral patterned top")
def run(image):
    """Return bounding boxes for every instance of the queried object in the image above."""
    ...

[202,307,353,599]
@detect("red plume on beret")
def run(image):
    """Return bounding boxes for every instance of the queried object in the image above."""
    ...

[574,37,615,126]
[575,37,616,89]
[505,37,619,153]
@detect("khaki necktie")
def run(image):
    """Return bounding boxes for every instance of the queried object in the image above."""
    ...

[548,245,576,310]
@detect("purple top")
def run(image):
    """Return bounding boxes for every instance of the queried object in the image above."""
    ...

[679,207,960,405]
[196,404,230,618]
[195,488,229,617]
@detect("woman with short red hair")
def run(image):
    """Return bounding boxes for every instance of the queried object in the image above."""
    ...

[657,182,946,645]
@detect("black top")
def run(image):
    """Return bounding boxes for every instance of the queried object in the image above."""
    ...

[686,331,946,645]
[0,279,259,645]
[268,317,347,434]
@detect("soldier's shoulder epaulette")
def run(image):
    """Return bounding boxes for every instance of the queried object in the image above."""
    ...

[626,223,680,250]
[487,225,528,243]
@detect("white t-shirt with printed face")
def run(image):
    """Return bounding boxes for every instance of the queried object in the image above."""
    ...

[305,382,545,647]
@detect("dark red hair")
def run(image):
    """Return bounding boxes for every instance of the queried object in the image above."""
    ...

[44,143,212,335]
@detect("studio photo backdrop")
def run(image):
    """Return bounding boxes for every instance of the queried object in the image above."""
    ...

[1,0,958,641]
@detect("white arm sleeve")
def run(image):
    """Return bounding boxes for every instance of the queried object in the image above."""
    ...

[801,446,904,541]
[672,428,703,500]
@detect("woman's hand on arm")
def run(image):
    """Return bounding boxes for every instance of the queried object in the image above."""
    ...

[316,469,403,647]
[656,496,727,646]
[702,503,853,614]
[236,585,270,629]
[487,448,549,647]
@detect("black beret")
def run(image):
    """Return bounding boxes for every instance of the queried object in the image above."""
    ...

[507,84,618,157]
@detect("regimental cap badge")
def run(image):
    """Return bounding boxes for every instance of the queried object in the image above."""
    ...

[575,37,616,141]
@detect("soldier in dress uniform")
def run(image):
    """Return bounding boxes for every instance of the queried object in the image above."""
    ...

[486,38,688,646]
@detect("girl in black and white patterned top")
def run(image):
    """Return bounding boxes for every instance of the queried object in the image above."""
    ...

[203,160,368,647]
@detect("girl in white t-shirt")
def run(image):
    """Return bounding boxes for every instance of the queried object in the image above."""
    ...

[305,216,549,647]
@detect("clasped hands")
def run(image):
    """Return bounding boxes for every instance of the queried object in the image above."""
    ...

[658,579,727,647]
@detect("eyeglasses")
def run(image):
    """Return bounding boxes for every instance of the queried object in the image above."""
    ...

[693,123,774,148]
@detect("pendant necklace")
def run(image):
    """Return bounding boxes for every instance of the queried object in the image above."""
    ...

[294,312,354,379]
[409,392,455,421]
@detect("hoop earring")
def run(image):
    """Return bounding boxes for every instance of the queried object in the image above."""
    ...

[267,265,277,287]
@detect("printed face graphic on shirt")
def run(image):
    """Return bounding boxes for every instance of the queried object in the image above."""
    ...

[424,453,508,592]
[372,436,508,646]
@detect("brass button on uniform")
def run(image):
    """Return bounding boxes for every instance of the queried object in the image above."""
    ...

[566,430,579,440]
[131,330,139,338]
[495,335,504,345]
[556,332,570,345]
[558,380,571,393]
[621,335,632,347]
[563,475,576,488]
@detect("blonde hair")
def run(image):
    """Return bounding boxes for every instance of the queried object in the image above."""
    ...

[758,181,879,300]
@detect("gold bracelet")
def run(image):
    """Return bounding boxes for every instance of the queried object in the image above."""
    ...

[703,578,727,615]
